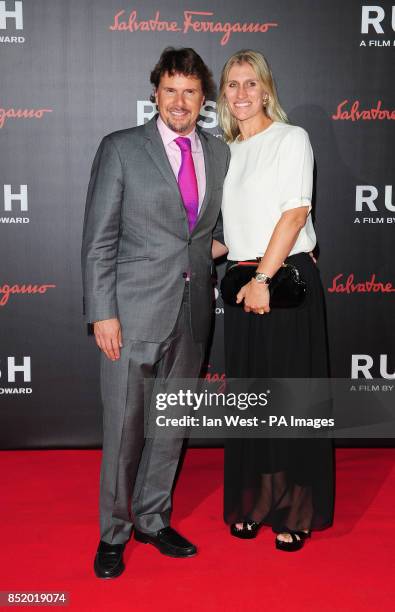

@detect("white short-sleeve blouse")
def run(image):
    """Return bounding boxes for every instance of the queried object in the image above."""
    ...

[222,121,317,261]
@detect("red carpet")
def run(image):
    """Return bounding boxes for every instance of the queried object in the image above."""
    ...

[1,448,394,611]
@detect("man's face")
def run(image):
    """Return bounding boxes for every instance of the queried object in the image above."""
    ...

[155,72,205,134]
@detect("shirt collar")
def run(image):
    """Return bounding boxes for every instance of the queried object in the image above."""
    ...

[156,115,200,152]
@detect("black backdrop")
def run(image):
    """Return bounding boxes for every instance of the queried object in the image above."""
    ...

[0,1,394,448]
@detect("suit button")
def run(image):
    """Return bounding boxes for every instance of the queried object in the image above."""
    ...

[182,272,188,278]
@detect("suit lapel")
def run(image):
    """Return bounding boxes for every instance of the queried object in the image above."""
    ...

[143,117,180,192]
[143,118,190,230]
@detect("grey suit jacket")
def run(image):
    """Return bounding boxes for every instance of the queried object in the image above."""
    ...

[81,116,230,343]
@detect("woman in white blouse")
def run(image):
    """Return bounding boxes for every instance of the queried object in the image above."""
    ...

[217,50,334,551]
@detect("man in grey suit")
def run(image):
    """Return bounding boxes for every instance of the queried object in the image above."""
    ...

[81,48,229,578]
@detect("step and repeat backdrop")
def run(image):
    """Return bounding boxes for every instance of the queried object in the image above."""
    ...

[0,1,394,448]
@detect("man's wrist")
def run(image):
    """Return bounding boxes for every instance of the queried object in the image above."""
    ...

[93,317,119,324]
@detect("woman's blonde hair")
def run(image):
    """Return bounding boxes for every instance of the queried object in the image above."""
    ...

[217,50,288,142]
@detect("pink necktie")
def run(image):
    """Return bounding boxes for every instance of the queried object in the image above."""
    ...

[175,137,199,232]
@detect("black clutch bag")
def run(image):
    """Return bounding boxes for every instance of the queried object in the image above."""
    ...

[220,260,307,308]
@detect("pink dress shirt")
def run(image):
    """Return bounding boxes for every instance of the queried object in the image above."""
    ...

[156,115,206,210]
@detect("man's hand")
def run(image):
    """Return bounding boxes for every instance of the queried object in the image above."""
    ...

[212,239,228,259]
[93,318,123,361]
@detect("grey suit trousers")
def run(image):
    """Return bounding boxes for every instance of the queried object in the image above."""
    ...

[99,283,204,544]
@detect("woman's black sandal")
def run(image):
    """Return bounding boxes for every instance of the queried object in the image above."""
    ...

[230,522,261,539]
[275,528,311,552]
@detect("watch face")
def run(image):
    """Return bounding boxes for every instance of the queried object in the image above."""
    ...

[255,273,270,284]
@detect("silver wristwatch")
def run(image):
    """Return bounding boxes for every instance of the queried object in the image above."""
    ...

[254,271,272,285]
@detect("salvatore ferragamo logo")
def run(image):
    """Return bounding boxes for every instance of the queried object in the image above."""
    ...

[204,364,226,392]
[328,274,395,294]
[0,107,53,129]
[109,10,278,46]
[0,284,56,307]
[332,100,395,121]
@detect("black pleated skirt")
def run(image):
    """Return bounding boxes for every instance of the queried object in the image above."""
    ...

[223,253,334,531]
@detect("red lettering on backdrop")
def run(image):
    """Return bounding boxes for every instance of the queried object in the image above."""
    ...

[0,284,57,306]
[327,274,395,294]
[109,9,277,45]
[332,100,395,121]
[109,10,180,33]
[183,11,278,45]
[204,367,226,393]
[0,108,53,129]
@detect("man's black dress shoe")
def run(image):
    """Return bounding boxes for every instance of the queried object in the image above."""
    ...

[94,541,125,579]
[134,526,197,558]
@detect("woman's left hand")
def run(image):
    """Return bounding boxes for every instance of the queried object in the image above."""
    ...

[236,280,271,314]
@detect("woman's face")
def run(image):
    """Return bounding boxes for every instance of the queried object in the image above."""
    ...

[224,62,268,124]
